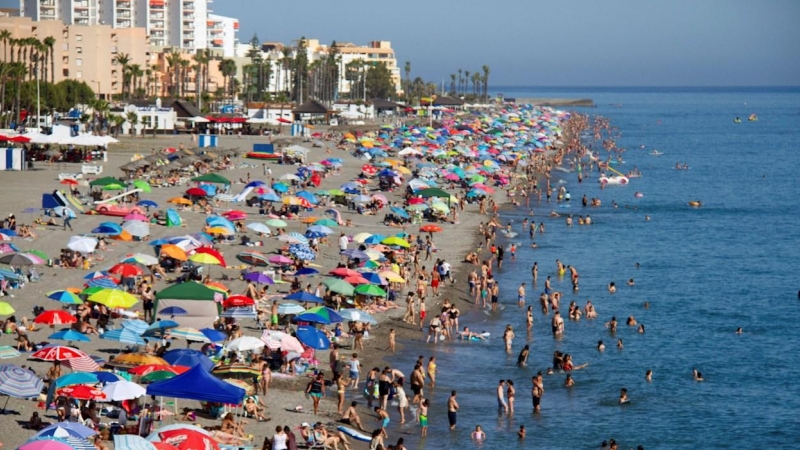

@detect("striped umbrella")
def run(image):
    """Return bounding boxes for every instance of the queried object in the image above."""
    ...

[0,364,45,398]
[31,346,88,362]
[121,319,149,335]
[22,437,95,450]
[236,250,269,266]
[62,355,102,372]
[0,345,20,359]
[86,277,120,289]
[288,244,316,261]
[33,422,97,439]
[46,290,84,305]
[168,327,210,343]
[114,434,158,450]
[277,303,306,315]
[219,307,257,319]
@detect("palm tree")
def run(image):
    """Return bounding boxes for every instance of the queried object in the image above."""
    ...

[193,49,210,108]
[114,52,131,98]
[0,62,9,128]
[218,59,237,102]
[280,47,292,94]
[43,36,55,85]
[165,50,182,97]
[130,64,144,98]
[125,111,139,136]
[403,61,411,101]
[0,31,11,64]
[481,65,490,101]
[111,114,125,137]
[464,70,470,96]
[11,62,26,126]
[179,59,191,98]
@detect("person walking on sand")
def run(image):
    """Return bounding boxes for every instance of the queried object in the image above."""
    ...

[403,292,416,324]
[447,391,459,430]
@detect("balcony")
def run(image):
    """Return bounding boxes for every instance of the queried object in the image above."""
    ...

[183,15,195,21]
[116,20,131,27]
[40,0,56,6]
[75,18,90,25]
[150,21,165,29]
[116,11,131,18]
[117,1,131,7]
[183,2,195,10]
[183,33,195,39]
[41,11,56,18]
[149,13,164,19]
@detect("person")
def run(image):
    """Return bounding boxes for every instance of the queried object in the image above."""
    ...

[374,406,390,435]
[260,359,272,396]
[335,373,347,415]
[341,401,365,431]
[517,345,529,367]
[388,328,396,353]
[471,425,486,441]
[598,340,606,352]
[306,372,325,415]
[646,370,653,382]
[427,357,437,387]
[221,413,248,438]
[394,382,408,423]
[552,310,564,336]
[348,354,360,389]
[608,282,616,293]
[507,379,516,414]
[532,373,544,413]
[447,391,458,430]
[518,425,526,439]
[693,369,704,381]
[243,397,268,421]
[565,374,575,387]
[503,325,515,353]
[497,380,508,414]
[517,283,526,306]
[369,428,384,450]
[410,363,424,405]
[419,399,429,437]
[272,425,288,450]
[28,411,44,431]
[619,388,629,404]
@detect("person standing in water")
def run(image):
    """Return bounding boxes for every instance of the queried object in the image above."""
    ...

[447,391,459,430]
[518,283,526,306]
[497,380,508,414]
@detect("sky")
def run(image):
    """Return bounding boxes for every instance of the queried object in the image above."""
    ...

[3,0,799,86]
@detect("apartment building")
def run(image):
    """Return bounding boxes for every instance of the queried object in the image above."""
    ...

[0,15,150,99]
[168,0,207,52]
[21,0,98,26]
[206,13,237,57]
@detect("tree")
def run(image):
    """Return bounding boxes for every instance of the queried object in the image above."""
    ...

[0,62,10,127]
[179,59,191,98]
[0,30,10,63]
[115,53,131,98]
[449,74,456,96]
[279,47,293,94]
[125,111,139,136]
[403,61,411,101]
[165,50,182,98]
[193,49,210,108]
[457,69,462,96]
[43,36,55,85]
[128,64,143,98]
[218,59,238,103]
[292,37,309,103]
[365,62,394,99]
[482,65,490,101]
[111,114,125,137]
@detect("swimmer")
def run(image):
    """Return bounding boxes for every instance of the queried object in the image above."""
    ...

[459,327,486,341]
[617,339,624,349]
[597,340,605,352]
[692,369,704,381]
[619,388,629,404]
[518,425,526,439]
[496,380,508,414]
[638,324,645,334]
[565,374,575,387]
[736,327,743,334]
[608,282,616,293]
[471,425,486,441]
[645,370,653,382]
[627,278,635,286]
[627,316,637,326]
[517,283,526,306]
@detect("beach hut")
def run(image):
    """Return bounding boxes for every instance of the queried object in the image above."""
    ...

[154,282,223,329]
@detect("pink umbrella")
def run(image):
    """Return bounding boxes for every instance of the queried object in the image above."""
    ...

[371,194,387,203]
[268,255,293,265]
[19,440,76,450]
[261,330,304,353]
[224,212,247,221]
[444,173,460,181]
[123,213,149,222]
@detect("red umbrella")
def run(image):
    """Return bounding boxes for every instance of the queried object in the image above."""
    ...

[159,428,220,450]
[408,197,425,205]
[223,295,255,308]
[8,135,31,143]
[153,443,180,450]
[343,275,370,285]
[60,179,79,186]
[194,247,227,267]
[34,310,78,325]
[277,118,291,124]
[108,263,144,277]
[220,210,247,218]
[57,385,107,400]
[128,364,189,376]
[329,267,359,278]
[31,346,89,361]
[420,225,442,233]
[185,187,207,197]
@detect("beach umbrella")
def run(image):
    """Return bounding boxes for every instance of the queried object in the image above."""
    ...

[0,301,14,316]
[338,308,378,325]
[111,353,168,367]
[100,329,146,345]
[353,232,372,243]
[140,370,178,383]
[162,348,214,370]
[199,328,227,343]
[278,233,306,245]
[0,364,45,398]
[143,320,180,337]
[224,336,265,352]
[244,271,274,284]
[33,422,97,440]
[259,192,281,202]
[157,428,220,450]
[88,289,138,309]
[168,327,211,343]
[167,197,192,205]
[288,244,316,261]
[381,236,410,248]
[102,380,146,401]
[277,303,306,315]
[121,253,159,266]
[260,330,304,353]
[420,224,442,233]
[236,250,269,266]
[49,329,91,343]
[53,372,99,388]
[85,277,120,289]
[0,252,41,265]
[359,271,385,285]
[21,437,95,450]
[323,278,355,296]
[128,364,188,377]
[56,385,107,401]
[0,346,20,359]
[265,218,287,228]
[108,263,144,278]
[329,267,359,278]
[137,200,158,208]
[24,249,49,261]
[91,223,122,235]
[341,249,370,260]
[294,267,319,277]
[246,223,271,234]
[268,255,293,265]
[343,274,370,285]
[295,306,343,324]
[159,306,188,317]
[67,236,98,253]
[0,229,16,238]
[222,295,255,308]
[114,435,159,450]
[295,326,330,350]
[355,284,387,297]
[185,187,207,197]
[34,310,77,325]
[31,346,88,362]
[307,225,333,235]
[121,319,149,334]
[160,244,188,261]
[283,291,324,304]
[363,234,386,245]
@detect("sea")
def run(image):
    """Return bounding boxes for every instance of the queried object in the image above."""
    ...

[389,87,800,449]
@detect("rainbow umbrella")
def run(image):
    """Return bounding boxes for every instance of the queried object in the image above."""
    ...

[294,306,344,324]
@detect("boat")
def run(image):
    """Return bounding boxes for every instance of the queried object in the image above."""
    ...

[688,201,702,208]
[748,114,758,122]
[650,150,663,156]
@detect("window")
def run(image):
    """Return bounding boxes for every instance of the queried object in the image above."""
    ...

[77,47,82,54]
[76,34,82,41]
[76,58,82,66]
[76,70,82,78]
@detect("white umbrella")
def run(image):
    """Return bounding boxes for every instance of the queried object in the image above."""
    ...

[338,308,378,325]
[225,336,266,352]
[280,174,300,181]
[353,195,372,204]
[122,221,150,238]
[121,253,159,266]
[102,380,146,401]
[277,234,303,244]
[246,223,271,234]
[67,236,98,253]
[277,303,305,315]
[398,147,421,156]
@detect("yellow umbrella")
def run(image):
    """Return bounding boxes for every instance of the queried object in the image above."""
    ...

[168,197,193,205]
[353,232,372,244]
[282,196,305,206]
[379,270,405,283]
[361,141,374,148]
[112,353,168,366]
[89,289,139,309]
[395,166,412,175]
[206,226,234,236]
[189,253,223,265]
[0,301,15,316]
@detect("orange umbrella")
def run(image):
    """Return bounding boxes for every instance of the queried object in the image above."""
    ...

[160,244,188,261]
[168,197,193,205]
[204,281,230,293]
[420,225,442,233]
[111,230,133,241]
[301,217,319,224]
[65,287,83,294]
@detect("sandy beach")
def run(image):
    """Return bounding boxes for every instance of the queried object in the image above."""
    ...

[0,120,531,449]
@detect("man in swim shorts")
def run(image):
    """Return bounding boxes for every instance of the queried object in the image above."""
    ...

[448,391,459,430]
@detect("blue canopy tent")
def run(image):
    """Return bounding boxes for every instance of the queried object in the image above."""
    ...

[146,364,245,405]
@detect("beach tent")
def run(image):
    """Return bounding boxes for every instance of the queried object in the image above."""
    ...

[166,209,182,227]
[191,173,230,185]
[146,363,245,405]
[154,282,222,329]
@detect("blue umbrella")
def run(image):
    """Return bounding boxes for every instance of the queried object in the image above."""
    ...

[307,225,333,235]
[86,278,121,289]
[199,328,227,343]
[295,326,330,350]
[288,232,309,245]
[33,421,97,439]
[294,267,319,277]
[283,291,324,303]
[137,200,158,208]
[159,306,188,316]
[0,364,44,398]
[244,272,274,284]
[289,244,316,261]
[364,234,386,244]
[28,436,95,450]
[91,224,121,235]
[206,215,235,232]
[49,330,91,343]
[143,320,180,337]
[294,307,344,325]
[271,183,288,193]
[91,371,123,384]
[149,238,170,246]
[390,207,410,219]
[83,271,109,280]
[295,191,318,204]
[54,372,99,388]
[100,328,146,345]
[259,192,281,202]
[121,319,148,334]
[220,307,257,319]
[0,229,16,237]
[245,180,266,188]
[304,230,326,239]
[342,249,369,260]
[359,272,385,285]
[162,348,214,371]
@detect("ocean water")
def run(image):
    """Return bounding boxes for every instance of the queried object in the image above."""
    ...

[390,87,800,449]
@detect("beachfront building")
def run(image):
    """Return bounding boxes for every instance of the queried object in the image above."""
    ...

[20,0,99,26]
[0,15,150,99]
[206,13,238,57]
[167,0,207,52]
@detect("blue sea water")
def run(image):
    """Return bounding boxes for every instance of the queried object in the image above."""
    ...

[389,87,800,449]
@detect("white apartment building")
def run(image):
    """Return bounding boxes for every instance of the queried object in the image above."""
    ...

[206,13,237,57]
[168,0,207,52]
[21,0,98,26]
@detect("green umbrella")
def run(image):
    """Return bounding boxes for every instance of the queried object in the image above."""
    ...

[133,180,152,193]
[141,371,177,382]
[328,189,345,196]
[323,278,355,296]
[354,284,387,297]
[314,218,338,227]
[24,249,49,260]
[266,219,287,227]
[81,286,104,296]
[89,176,126,187]
[191,173,231,185]
[103,183,126,191]
[381,236,410,248]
